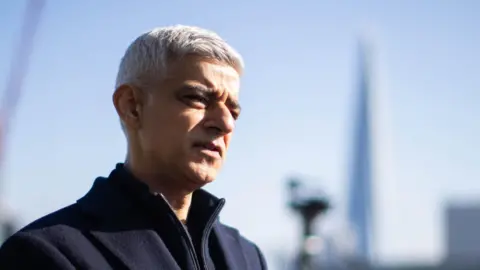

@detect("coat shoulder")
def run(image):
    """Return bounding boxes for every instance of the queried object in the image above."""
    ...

[217,223,268,269]
[0,219,78,269]
[17,203,92,241]
[0,203,106,269]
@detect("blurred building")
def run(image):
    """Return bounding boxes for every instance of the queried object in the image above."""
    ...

[305,203,480,270]
[444,203,480,266]
[346,37,376,263]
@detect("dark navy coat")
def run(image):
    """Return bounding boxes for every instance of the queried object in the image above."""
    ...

[0,164,267,269]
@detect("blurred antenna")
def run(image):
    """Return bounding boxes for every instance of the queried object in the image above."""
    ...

[287,176,330,270]
[0,0,47,242]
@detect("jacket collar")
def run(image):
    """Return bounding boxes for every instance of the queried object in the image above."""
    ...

[77,163,225,225]
[76,164,249,270]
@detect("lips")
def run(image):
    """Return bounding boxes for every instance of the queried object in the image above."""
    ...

[193,142,222,156]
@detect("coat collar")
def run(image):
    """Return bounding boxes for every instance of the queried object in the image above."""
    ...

[76,164,249,269]
[77,163,225,224]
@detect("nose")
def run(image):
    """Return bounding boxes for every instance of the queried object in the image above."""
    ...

[204,104,235,135]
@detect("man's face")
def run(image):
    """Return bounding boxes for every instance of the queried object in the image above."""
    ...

[129,56,241,188]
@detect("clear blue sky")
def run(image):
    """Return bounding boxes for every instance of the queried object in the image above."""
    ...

[1,0,479,267]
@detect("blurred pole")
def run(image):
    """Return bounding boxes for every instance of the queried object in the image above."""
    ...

[0,0,47,243]
[288,179,330,270]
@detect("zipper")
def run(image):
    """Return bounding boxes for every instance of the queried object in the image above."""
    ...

[154,193,225,270]
[155,193,202,270]
[201,199,225,270]
[180,224,202,270]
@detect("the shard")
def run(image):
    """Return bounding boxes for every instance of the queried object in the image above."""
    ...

[347,38,375,262]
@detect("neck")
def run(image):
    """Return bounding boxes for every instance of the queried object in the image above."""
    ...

[161,192,192,224]
[124,156,193,224]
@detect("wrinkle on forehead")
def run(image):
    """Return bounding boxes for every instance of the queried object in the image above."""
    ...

[160,55,241,102]
[196,60,240,97]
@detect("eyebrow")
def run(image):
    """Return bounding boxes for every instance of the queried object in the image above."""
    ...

[182,84,241,112]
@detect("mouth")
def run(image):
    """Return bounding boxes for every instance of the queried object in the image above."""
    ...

[192,142,222,158]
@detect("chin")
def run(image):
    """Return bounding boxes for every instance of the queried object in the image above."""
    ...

[186,162,218,186]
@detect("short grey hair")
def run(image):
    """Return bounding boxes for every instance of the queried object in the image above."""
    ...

[115,25,244,89]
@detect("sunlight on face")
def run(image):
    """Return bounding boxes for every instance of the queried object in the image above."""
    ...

[138,56,241,189]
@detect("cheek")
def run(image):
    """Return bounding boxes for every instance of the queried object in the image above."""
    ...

[183,111,206,132]
[143,109,203,147]
[139,108,174,149]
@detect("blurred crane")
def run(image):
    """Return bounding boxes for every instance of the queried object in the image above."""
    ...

[0,0,47,243]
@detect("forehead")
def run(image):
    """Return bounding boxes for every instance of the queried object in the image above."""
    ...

[164,56,241,97]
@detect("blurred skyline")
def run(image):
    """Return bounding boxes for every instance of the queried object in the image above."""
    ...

[1,0,479,266]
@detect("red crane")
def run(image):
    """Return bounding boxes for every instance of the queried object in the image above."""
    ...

[1,0,46,181]
[0,0,47,241]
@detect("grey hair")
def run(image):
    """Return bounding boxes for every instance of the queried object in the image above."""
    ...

[115,25,244,89]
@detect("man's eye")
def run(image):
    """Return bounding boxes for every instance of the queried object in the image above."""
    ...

[184,95,208,104]
[230,110,240,120]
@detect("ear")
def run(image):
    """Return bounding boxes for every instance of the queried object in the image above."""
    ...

[113,84,145,130]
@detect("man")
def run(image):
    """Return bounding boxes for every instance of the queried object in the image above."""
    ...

[0,25,267,269]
